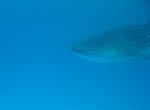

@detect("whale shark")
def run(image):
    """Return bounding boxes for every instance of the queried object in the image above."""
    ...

[71,24,150,63]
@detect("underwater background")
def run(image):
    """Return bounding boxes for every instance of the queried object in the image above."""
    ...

[0,0,149,110]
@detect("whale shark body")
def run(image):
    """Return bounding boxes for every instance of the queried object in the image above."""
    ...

[71,24,150,63]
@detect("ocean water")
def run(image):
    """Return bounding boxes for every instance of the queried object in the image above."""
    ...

[0,0,150,110]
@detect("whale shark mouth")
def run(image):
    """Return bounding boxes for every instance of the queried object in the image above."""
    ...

[71,50,119,63]
[71,46,133,63]
[71,46,97,56]
[71,46,115,62]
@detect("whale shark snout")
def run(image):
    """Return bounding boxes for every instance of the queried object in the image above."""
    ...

[71,45,97,56]
[71,44,124,63]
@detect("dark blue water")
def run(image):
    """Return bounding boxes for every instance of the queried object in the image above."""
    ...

[0,0,149,109]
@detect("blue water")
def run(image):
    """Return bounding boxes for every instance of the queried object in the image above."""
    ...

[0,0,150,110]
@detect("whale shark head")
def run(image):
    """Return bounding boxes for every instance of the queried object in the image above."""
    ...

[71,24,150,63]
[71,36,128,63]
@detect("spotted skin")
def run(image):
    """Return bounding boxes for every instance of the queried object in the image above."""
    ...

[71,24,150,62]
